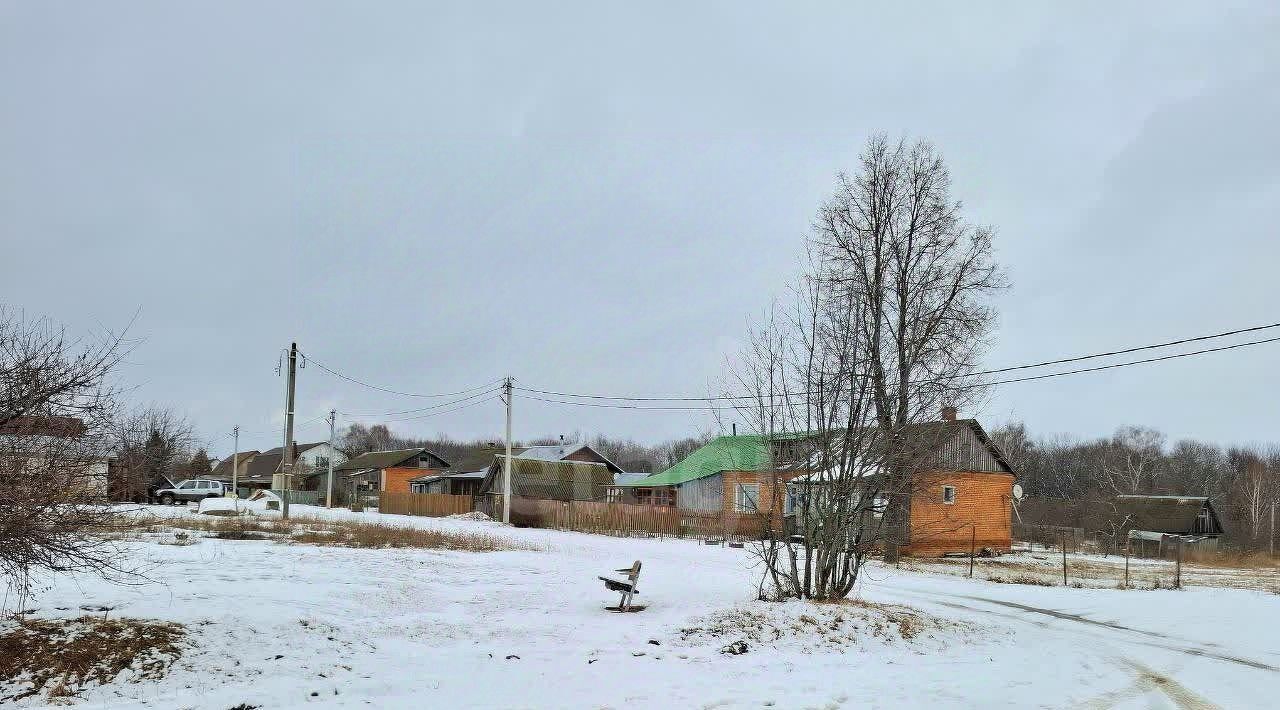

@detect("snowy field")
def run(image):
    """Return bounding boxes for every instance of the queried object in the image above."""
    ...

[8,505,1280,709]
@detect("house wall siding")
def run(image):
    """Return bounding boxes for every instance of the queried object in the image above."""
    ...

[676,474,723,512]
[905,470,1014,555]
[928,427,1008,473]
[382,467,442,494]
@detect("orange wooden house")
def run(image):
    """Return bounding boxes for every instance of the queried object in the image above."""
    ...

[335,447,451,495]
[619,409,1016,556]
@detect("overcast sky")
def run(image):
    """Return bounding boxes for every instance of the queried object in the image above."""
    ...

[3,2,1277,456]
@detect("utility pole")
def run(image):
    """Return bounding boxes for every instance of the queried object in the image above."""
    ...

[326,409,336,509]
[280,342,298,519]
[232,426,240,512]
[502,376,513,525]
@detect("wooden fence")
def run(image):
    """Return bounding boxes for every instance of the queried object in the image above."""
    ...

[478,495,766,541]
[379,492,473,517]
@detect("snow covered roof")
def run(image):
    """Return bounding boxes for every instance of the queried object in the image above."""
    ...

[516,443,623,473]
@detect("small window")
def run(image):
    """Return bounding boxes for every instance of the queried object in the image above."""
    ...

[942,485,956,505]
[735,483,760,513]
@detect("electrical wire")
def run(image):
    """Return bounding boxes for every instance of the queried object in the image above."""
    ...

[298,348,503,399]
[515,321,1280,402]
[337,387,502,418]
[517,333,1280,409]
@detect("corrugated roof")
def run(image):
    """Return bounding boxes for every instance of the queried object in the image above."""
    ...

[335,447,450,472]
[623,435,772,487]
[624,419,1012,488]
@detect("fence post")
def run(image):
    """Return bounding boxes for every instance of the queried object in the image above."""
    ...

[1124,535,1130,588]
[1175,536,1182,589]
[1061,530,1068,586]
[968,524,975,578]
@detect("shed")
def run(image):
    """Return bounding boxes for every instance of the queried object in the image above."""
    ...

[1114,495,1224,536]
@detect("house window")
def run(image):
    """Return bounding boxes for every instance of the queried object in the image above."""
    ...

[784,488,803,515]
[735,483,760,513]
[315,456,329,471]
[652,488,675,507]
[942,485,956,505]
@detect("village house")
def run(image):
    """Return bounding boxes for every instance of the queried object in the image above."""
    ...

[336,447,451,495]
[617,408,1017,556]
[1113,494,1225,557]
[410,441,624,495]
[476,455,614,502]
[210,450,259,484]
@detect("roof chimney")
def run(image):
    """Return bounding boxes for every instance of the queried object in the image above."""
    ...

[941,405,957,422]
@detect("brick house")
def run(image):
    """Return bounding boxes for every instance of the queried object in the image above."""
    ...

[619,410,1016,556]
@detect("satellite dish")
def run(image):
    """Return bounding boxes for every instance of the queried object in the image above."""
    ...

[1012,483,1024,501]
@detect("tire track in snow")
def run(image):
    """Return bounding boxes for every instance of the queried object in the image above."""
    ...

[883,587,1278,673]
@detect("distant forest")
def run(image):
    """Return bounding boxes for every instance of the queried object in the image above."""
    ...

[991,422,1277,549]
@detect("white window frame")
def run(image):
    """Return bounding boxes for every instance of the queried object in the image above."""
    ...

[735,483,760,513]
[942,485,957,505]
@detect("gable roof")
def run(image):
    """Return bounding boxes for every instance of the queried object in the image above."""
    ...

[625,419,1013,488]
[478,456,613,501]
[445,444,509,474]
[335,447,450,472]
[261,442,327,457]
[211,450,259,478]
[242,451,283,483]
[1114,495,1224,535]
[623,435,772,487]
[516,443,624,473]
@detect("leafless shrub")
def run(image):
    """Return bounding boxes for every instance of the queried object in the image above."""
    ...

[0,307,141,606]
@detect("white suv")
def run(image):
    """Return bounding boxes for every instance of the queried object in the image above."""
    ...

[155,479,226,505]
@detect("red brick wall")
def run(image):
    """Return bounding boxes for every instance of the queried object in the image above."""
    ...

[905,471,1014,556]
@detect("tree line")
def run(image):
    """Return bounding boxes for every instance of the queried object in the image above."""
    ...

[991,421,1279,549]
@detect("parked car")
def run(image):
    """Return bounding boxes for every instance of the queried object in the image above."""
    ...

[154,479,226,505]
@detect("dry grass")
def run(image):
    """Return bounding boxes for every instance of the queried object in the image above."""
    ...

[903,552,1280,592]
[0,616,186,702]
[676,598,964,655]
[144,514,522,552]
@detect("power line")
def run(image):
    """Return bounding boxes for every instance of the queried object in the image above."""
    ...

[298,348,502,399]
[337,387,502,418]
[519,333,1280,410]
[516,321,1280,402]
[372,394,500,423]
[981,333,1280,387]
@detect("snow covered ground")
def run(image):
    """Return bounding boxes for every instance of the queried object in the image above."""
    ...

[10,505,1280,709]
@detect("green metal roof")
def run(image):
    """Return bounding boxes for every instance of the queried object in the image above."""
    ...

[621,435,772,487]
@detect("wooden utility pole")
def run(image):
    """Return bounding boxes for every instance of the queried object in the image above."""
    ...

[1174,536,1182,589]
[280,342,298,519]
[232,426,240,512]
[1061,530,1068,586]
[502,376,513,524]
[325,409,336,509]
[1124,535,1130,588]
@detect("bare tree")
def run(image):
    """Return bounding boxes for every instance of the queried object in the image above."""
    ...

[1097,425,1165,495]
[0,308,137,604]
[811,135,1005,560]
[108,405,195,502]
